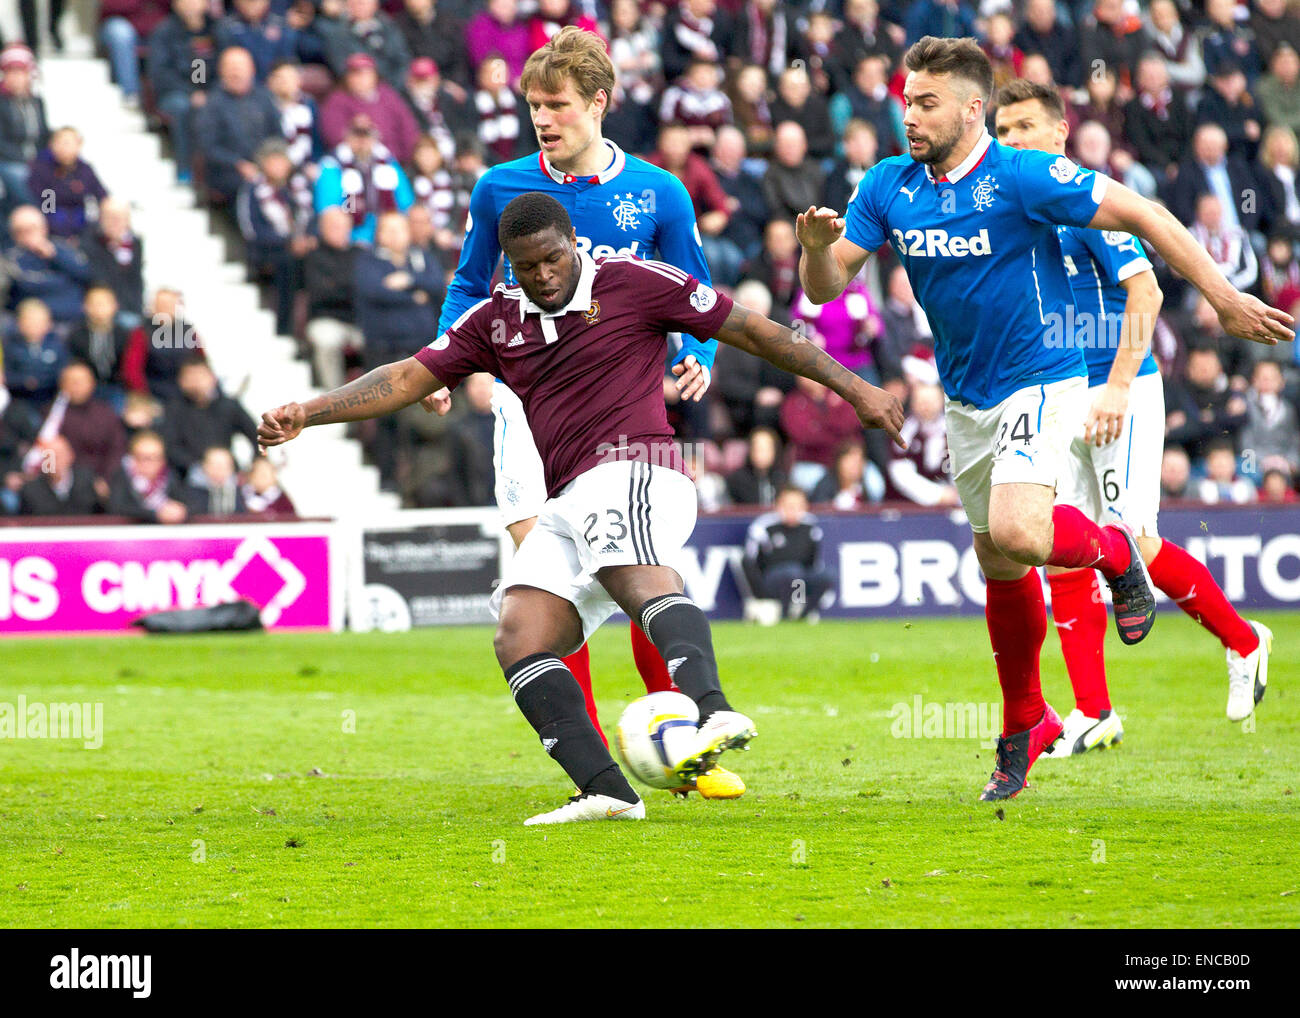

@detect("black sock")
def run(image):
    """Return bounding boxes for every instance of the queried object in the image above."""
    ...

[504,653,637,802]
[637,594,731,722]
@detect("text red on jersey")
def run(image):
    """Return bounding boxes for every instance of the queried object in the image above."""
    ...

[414,253,734,497]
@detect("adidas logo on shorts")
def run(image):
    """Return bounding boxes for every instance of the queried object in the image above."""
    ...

[599,541,622,554]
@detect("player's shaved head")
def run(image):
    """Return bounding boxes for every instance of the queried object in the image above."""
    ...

[499,192,574,248]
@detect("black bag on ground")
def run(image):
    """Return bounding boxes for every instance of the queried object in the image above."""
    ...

[132,600,264,633]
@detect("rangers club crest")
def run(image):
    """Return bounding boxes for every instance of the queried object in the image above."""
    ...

[972,174,998,211]
[584,300,601,325]
[607,193,641,232]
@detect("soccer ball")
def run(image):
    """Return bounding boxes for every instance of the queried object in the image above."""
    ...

[615,691,700,789]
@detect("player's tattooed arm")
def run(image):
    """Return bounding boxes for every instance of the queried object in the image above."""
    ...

[257,358,444,448]
[714,302,905,445]
[1089,182,1294,345]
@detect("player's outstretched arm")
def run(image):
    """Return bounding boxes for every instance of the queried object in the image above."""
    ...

[1087,269,1163,447]
[258,357,443,449]
[1089,183,1294,346]
[796,206,872,305]
[714,302,905,445]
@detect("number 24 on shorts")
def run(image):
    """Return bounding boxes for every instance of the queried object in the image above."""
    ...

[997,412,1034,457]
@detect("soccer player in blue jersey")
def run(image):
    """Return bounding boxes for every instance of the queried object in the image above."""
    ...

[423,27,742,799]
[797,37,1292,800]
[993,79,1273,757]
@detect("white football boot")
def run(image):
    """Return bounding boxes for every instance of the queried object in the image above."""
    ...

[670,710,757,783]
[1226,621,1273,722]
[523,793,645,826]
[1038,708,1124,758]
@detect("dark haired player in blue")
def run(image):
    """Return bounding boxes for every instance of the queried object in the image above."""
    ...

[424,27,741,799]
[798,37,1291,801]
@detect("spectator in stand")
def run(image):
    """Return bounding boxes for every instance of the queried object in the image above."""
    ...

[2,205,90,323]
[646,124,735,284]
[1074,118,1158,200]
[831,0,904,97]
[395,0,469,88]
[1161,445,1193,499]
[1198,440,1257,504]
[81,197,145,327]
[465,0,530,86]
[810,439,876,509]
[1260,467,1298,502]
[1169,123,1265,237]
[744,217,801,322]
[18,435,100,516]
[1079,0,1144,90]
[215,0,299,82]
[770,64,833,162]
[472,55,530,165]
[1241,359,1300,477]
[354,209,442,370]
[1197,60,1262,163]
[241,455,296,515]
[320,51,420,163]
[194,46,281,203]
[98,1,171,107]
[885,382,957,507]
[107,428,194,523]
[0,45,48,215]
[1015,0,1079,90]
[780,373,864,492]
[303,206,361,390]
[160,358,258,478]
[67,284,132,402]
[1261,233,1300,308]
[981,11,1024,92]
[3,298,66,420]
[742,485,834,622]
[711,279,791,438]
[1257,42,1300,136]
[1253,0,1300,66]
[238,139,314,336]
[315,113,414,245]
[661,0,735,84]
[126,287,203,404]
[660,59,733,155]
[190,445,246,516]
[800,11,840,98]
[321,0,411,88]
[831,54,904,158]
[727,62,775,160]
[1190,192,1260,297]
[1144,0,1205,91]
[603,0,662,154]
[408,134,463,257]
[26,127,107,240]
[727,425,787,507]
[1202,0,1263,83]
[403,57,472,157]
[878,262,932,388]
[762,122,824,223]
[267,60,322,170]
[527,0,601,56]
[147,0,218,184]
[420,370,495,507]
[825,119,877,226]
[1074,63,1129,157]
[903,0,976,48]
[733,0,798,84]
[49,360,127,494]
[790,277,883,385]
[710,125,768,265]
[1126,51,1194,182]
[1166,344,1249,462]
[0,381,39,512]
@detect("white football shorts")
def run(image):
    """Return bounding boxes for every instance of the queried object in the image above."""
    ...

[491,379,547,527]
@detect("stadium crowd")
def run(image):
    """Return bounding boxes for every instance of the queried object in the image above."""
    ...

[4,0,1300,520]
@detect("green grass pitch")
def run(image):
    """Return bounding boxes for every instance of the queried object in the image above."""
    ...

[1,612,1296,928]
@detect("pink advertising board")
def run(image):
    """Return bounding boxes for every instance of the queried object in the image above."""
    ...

[0,523,343,634]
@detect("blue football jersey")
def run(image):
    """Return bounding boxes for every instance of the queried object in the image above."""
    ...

[1057,225,1159,388]
[845,132,1107,409]
[438,140,717,369]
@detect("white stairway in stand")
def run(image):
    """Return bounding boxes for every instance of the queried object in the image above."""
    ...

[37,54,401,517]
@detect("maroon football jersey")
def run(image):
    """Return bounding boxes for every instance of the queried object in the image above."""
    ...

[414,252,735,497]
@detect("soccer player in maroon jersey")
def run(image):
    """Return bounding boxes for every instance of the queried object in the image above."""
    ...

[259,192,904,825]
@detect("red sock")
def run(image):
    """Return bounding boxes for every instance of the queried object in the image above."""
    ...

[1049,505,1131,577]
[1046,569,1111,717]
[985,570,1049,735]
[562,644,607,747]
[1147,541,1259,657]
[629,620,675,693]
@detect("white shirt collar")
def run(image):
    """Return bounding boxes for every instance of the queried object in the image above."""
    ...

[925,128,992,184]
[519,250,597,321]
[539,139,626,185]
